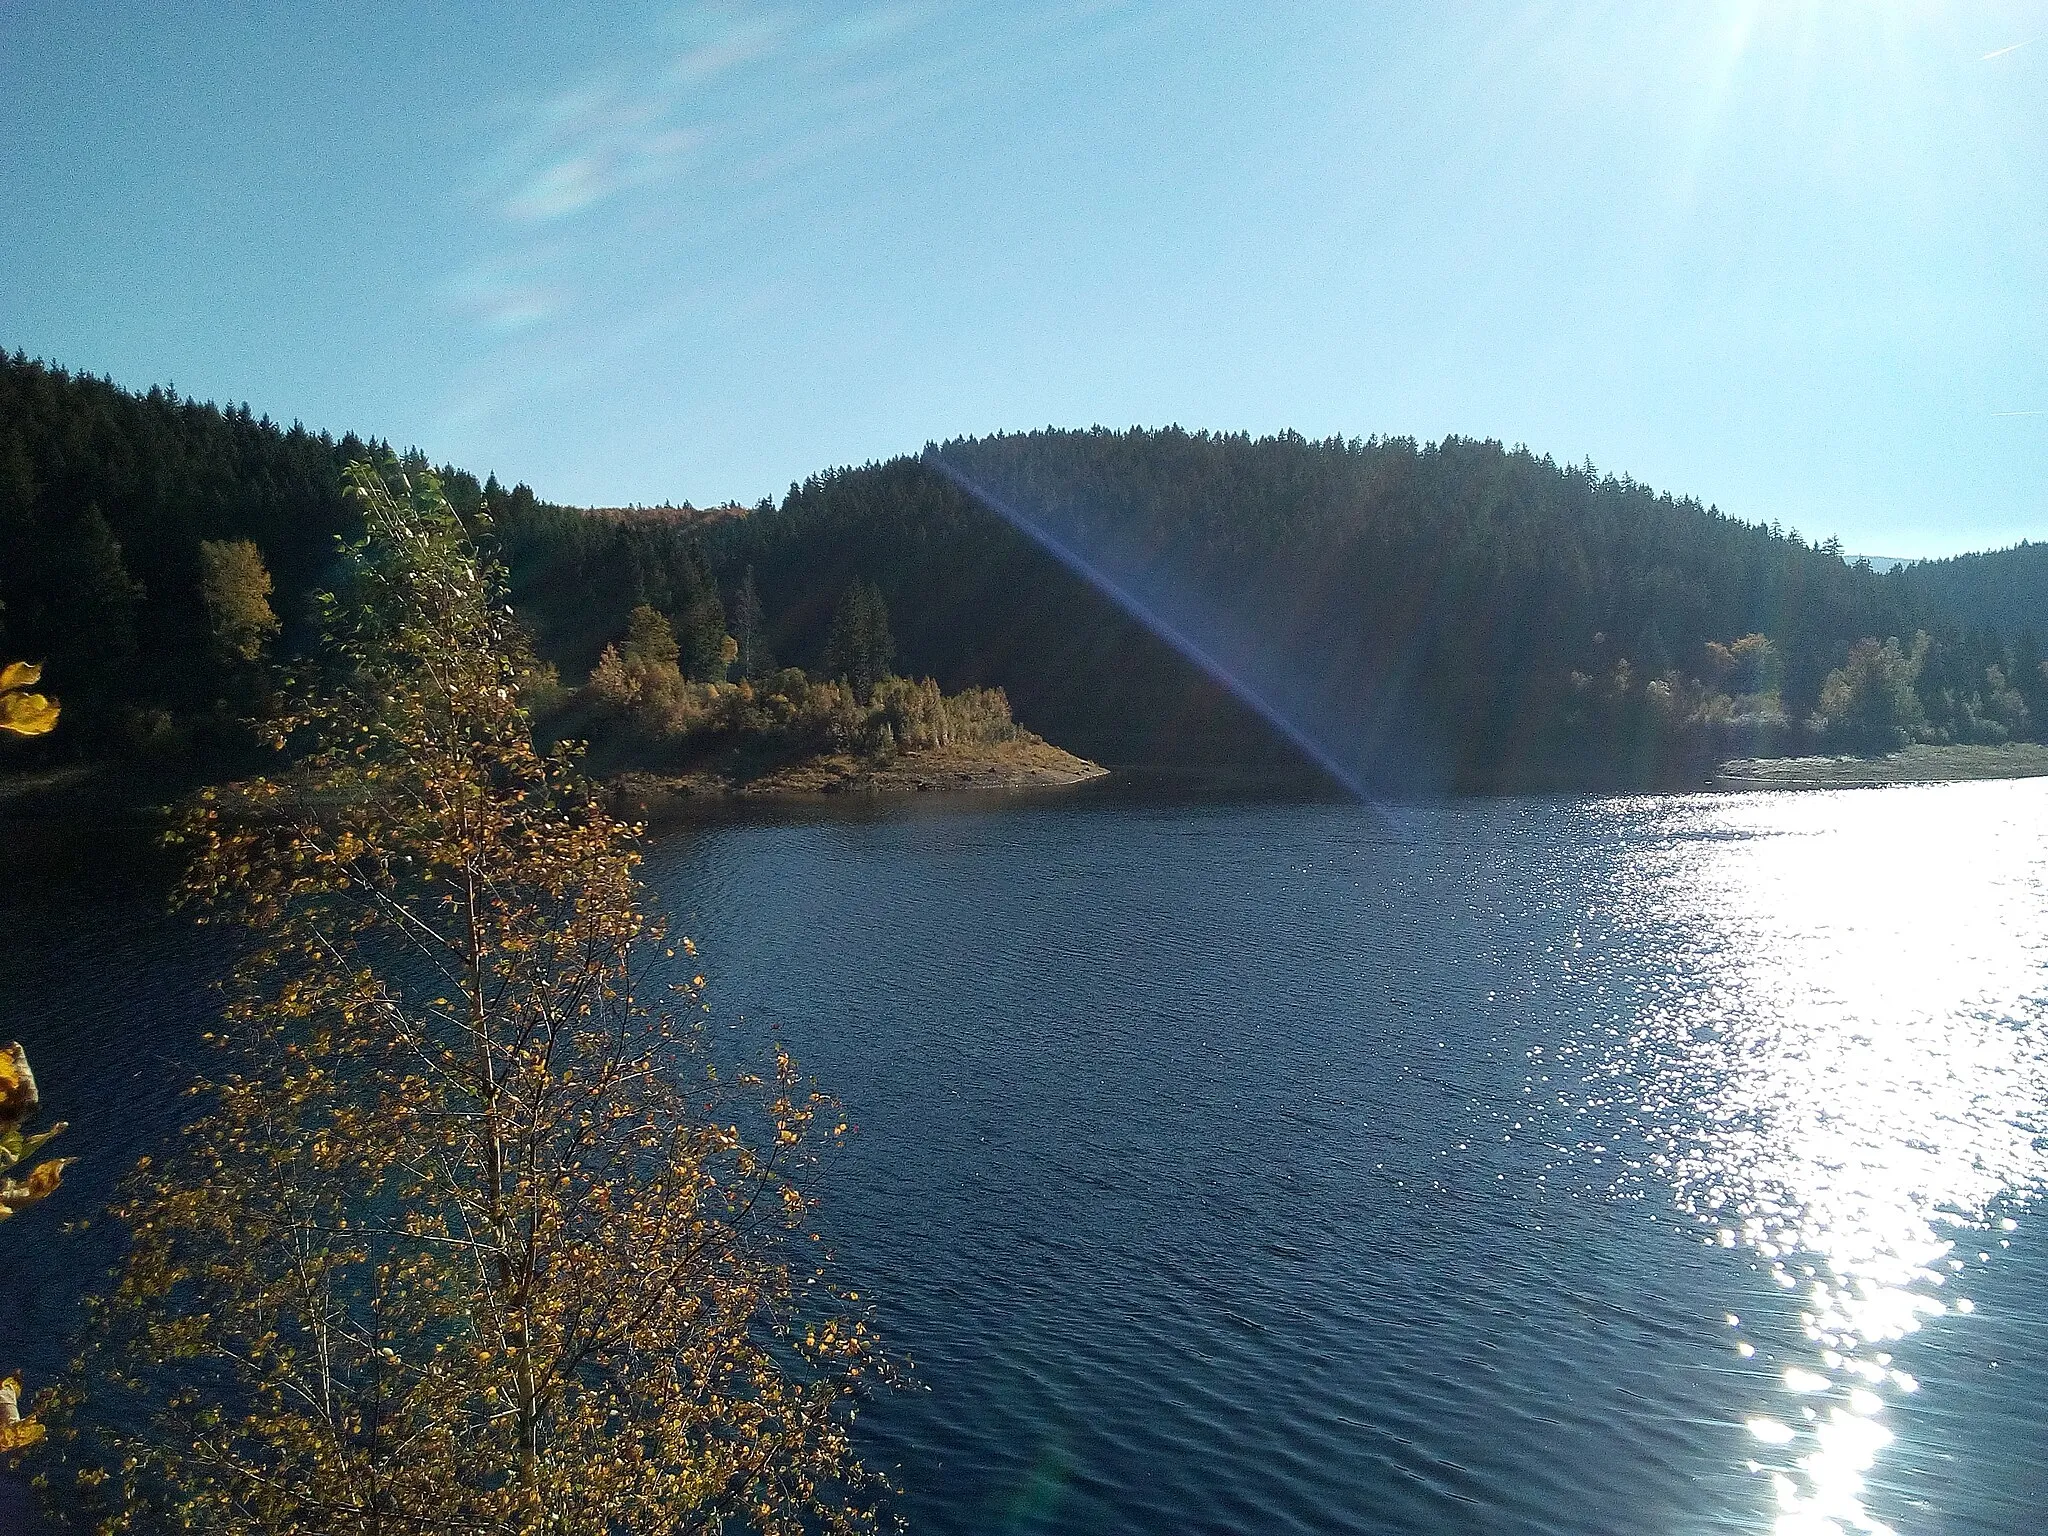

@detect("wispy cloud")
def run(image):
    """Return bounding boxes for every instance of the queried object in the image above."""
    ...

[434,0,1155,447]
[441,254,570,334]
[1979,38,2035,62]
[1991,409,2046,417]
[467,4,978,234]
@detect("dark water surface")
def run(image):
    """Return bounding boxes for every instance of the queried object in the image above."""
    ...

[4,780,2046,1533]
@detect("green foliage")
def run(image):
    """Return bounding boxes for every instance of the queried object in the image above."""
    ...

[731,565,772,679]
[8,353,2047,786]
[872,676,1018,752]
[1897,541,2048,643]
[1818,635,1929,752]
[45,464,888,1533]
[1910,624,2044,745]
[495,502,731,682]
[560,615,1019,778]
[716,670,872,756]
[1705,633,1783,704]
[621,602,681,671]
[691,432,2048,786]
[822,580,894,705]
[0,355,373,740]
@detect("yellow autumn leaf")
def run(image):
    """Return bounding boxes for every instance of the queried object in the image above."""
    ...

[0,1375,42,1451]
[0,1043,35,1128]
[0,661,40,691]
[0,688,59,738]
[0,1418,43,1453]
[21,1158,72,1200]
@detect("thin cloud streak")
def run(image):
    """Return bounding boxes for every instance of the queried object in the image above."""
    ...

[437,0,1156,443]
[1979,38,2035,61]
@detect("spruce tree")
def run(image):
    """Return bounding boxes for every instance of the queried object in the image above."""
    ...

[732,565,771,679]
[823,580,894,704]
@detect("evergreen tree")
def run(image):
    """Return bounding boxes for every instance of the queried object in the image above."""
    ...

[1818,635,1929,752]
[619,602,680,672]
[2011,631,2048,733]
[674,544,732,682]
[53,505,144,673]
[732,565,771,679]
[823,580,894,704]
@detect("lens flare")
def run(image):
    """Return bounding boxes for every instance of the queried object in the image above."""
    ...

[930,455,1411,821]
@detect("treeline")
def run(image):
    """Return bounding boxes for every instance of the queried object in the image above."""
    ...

[6,351,2046,790]
[0,354,357,751]
[1896,542,2048,642]
[678,430,2046,787]
[534,598,1024,782]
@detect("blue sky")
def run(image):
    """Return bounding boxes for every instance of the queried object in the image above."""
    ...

[3,1,2041,554]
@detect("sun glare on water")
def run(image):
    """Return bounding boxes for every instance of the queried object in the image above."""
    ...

[1600,780,2048,1535]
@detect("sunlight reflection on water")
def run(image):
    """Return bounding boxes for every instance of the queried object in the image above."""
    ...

[1603,780,2048,1536]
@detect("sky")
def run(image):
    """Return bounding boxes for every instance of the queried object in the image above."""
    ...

[2,1,2042,555]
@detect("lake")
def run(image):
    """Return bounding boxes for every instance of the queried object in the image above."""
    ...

[4,778,2046,1533]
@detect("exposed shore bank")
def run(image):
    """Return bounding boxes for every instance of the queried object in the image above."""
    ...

[1713,742,2048,791]
[609,737,1106,820]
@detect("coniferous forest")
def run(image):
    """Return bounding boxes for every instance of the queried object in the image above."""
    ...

[4,351,2045,793]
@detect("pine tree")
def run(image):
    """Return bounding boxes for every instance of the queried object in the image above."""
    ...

[732,566,771,679]
[822,581,894,705]
[52,504,144,680]
[620,602,680,672]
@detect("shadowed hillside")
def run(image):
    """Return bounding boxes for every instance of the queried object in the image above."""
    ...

[5,354,2043,792]
[689,431,2044,789]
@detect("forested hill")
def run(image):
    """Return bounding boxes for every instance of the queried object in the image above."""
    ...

[0,354,547,758]
[5,351,2045,791]
[1,354,360,723]
[695,430,2045,789]
[1895,543,2048,643]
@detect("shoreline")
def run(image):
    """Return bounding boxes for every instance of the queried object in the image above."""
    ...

[7,740,2046,856]
[1711,742,2048,792]
[607,737,1108,821]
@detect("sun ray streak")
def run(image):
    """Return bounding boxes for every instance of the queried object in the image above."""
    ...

[928,456,1414,831]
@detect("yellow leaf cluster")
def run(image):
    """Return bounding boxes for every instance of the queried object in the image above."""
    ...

[0,1377,45,1453]
[0,1041,72,1464]
[0,661,59,738]
[42,464,894,1534]
[0,1041,70,1221]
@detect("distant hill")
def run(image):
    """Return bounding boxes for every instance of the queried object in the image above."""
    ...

[4,351,2043,789]
[692,431,2043,788]
[1896,543,2048,641]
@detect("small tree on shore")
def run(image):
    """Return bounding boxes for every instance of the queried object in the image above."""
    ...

[196,537,281,666]
[48,465,886,1533]
[1818,634,1928,753]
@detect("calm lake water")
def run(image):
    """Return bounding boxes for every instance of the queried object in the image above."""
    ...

[5,779,2047,1533]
